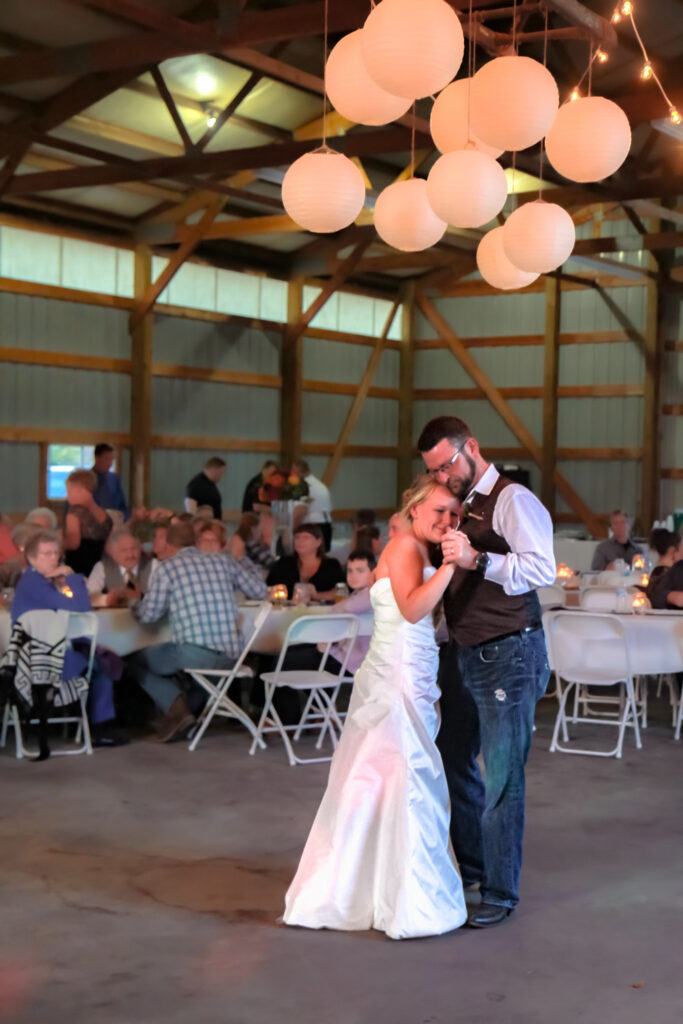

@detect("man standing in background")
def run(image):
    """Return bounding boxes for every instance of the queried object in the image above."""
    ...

[242,460,279,513]
[291,457,333,551]
[92,443,129,520]
[184,457,226,521]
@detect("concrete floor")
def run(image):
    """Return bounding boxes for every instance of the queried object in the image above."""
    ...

[1,699,681,1024]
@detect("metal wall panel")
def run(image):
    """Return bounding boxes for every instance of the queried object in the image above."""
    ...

[0,294,130,358]
[560,284,647,333]
[0,442,40,513]
[314,455,397,511]
[0,364,130,431]
[302,336,399,387]
[153,315,281,375]
[416,291,546,339]
[302,393,398,446]
[556,461,641,521]
[152,378,279,439]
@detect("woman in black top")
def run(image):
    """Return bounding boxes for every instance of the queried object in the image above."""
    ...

[266,523,343,599]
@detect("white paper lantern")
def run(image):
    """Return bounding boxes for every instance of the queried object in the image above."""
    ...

[374,178,447,251]
[282,151,366,233]
[430,79,503,157]
[325,30,412,126]
[427,149,507,228]
[545,96,632,183]
[361,0,464,101]
[503,200,576,273]
[471,56,559,151]
[476,227,539,291]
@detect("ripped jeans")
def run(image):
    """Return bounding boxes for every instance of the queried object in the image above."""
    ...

[437,629,550,909]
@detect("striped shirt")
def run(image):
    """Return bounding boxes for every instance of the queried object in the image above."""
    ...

[132,546,267,657]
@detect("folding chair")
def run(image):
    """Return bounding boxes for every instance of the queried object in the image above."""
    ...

[675,681,683,741]
[579,587,637,612]
[1,611,97,759]
[547,611,642,758]
[249,613,359,766]
[185,601,272,752]
[537,584,567,609]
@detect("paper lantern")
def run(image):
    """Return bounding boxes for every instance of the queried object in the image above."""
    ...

[361,0,464,100]
[430,79,503,157]
[545,96,631,182]
[503,200,575,273]
[476,227,539,291]
[471,56,559,151]
[427,148,507,228]
[325,30,412,126]
[282,151,366,233]
[374,178,447,252]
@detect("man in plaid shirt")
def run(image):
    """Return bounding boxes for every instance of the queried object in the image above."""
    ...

[130,521,267,742]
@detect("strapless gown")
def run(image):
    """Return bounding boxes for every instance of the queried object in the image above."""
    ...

[283,569,466,940]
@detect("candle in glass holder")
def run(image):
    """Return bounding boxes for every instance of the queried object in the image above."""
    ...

[268,584,288,605]
[556,563,573,581]
[632,592,648,614]
[632,554,645,570]
[639,573,649,587]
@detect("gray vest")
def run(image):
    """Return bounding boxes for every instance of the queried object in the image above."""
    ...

[101,552,153,594]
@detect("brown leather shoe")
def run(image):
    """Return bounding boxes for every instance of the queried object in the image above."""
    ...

[466,903,514,928]
[155,696,196,743]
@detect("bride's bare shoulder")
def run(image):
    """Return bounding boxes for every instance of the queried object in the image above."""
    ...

[376,535,423,580]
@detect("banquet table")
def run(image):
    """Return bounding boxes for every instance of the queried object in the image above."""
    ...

[0,602,374,659]
[542,608,683,677]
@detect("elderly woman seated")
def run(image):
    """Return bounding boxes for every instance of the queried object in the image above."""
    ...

[87,528,155,606]
[266,523,344,601]
[25,507,59,531]
[64,469,113,577]
[0,522,41,590]
[11,530,127,746]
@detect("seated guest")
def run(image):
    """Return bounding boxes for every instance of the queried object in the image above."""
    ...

[591,510,642,571]
[184,456,226,521]
[195,519,226,553]
[242,460,280,513]
[649,550,683,609]
[266,523,344,600]
[91,443,129,520]
[355,524,383,561]
[0,514,19,564]
[388,511,411,540]
[0,522,41,589]
[64,469,113,577]
[152,523,171,561]
[229,512,275,570]
[11,530,126,746]
[87,529,155,606]
[648,529,683,586]
[195,504,216,522]
[129,521,267,742]
[332,509,377,566]
[25,507,58,530]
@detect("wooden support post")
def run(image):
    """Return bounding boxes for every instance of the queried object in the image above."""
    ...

[416,290,607,538]
[322,297,401,488]
[281,278,303,470]
[542,275,561,514]
[130,245,153,507]
[640,277,661,533]
[397,282,416,504]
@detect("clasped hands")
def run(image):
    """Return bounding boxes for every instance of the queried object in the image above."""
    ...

[441,529,478,571]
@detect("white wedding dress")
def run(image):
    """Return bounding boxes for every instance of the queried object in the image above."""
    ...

[283,568,466,940]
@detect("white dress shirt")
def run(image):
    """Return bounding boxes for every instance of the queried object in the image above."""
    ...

[463,464,556,596]
[300,473,332,524]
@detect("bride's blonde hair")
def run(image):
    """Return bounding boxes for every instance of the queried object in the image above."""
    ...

[399,474,441,525]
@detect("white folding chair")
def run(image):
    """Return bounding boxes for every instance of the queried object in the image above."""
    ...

[249,613,359,766]
[579,587,638,612]
[537,584,567,609]
[1,611,97,759]
[675,681,683,741]
[186,601,272,752]
[547,611,642,758]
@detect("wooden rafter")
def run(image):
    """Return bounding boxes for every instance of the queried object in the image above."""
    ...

[150,67,193,153]
[323,297,402,487]
[416,290,607,538]
[129,196,224,330]
[284,239,373,347]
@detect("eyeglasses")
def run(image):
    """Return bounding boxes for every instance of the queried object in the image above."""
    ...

[427,441,467,478]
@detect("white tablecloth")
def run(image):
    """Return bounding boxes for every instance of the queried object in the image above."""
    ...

[0,603,374,659]
[543,608,683,677]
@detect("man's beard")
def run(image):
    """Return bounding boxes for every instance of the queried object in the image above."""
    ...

[446,453,476,501]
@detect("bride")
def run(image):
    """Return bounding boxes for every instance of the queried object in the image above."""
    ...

[283,476,467,940]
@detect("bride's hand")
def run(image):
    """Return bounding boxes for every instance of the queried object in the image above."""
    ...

[441,530,477,570]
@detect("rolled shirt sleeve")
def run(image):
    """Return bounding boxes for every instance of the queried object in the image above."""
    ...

[484,486,556,595]
[132,563,171,623]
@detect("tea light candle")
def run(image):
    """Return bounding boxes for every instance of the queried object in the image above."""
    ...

[61,585,73,599]
[632,554,645,570]
[640,573,649,587]
[632,592,648,614]
[268,584,288,604]
[556,563,573,580]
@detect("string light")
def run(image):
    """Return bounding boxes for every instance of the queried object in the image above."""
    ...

[609,2,680,127]
[570,88,580,102]
[671,108,681,125]
[596,50,608,63]
[641,61,653,80]
[621,1,632,14]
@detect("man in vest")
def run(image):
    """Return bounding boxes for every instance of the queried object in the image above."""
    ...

[418,415,555,929]
[87,529,154,606]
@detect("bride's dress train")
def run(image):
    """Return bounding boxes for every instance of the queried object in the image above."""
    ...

[283,569,466,940]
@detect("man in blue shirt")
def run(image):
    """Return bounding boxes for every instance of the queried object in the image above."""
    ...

[91,443,129,520]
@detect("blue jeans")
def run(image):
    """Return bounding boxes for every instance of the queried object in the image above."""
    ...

[437,630,550,910]
[129,643,235,715]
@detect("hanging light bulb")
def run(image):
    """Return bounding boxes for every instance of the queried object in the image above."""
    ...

[641,62,653,80]
[611,9,621,22]
[621,1,632,14]
[206,114,217,128]
[570,88,581,102]
[597,50,608,63]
